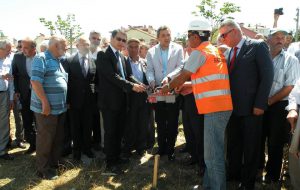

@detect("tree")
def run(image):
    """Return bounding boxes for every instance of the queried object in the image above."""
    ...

[39,14,84,53]
[192,0,241,43]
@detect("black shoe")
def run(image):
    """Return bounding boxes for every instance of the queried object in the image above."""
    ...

[25,146,36,154]
[73,152,81,161]
[154,149,166,156]
[37,169,58,180]
[62,147,72,157]
[93,143,102,151]
[179,146,188,153]
[168,153,175,161]
[104,164,123,175]
[118,157,130,165]
[0,153,14,160]
[83,150,95,158]
[16,142,26,149]
[137,150,146,156]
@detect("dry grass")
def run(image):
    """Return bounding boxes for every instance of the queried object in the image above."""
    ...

[0,112,293,190]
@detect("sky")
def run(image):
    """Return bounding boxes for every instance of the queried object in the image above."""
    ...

[1,0,300,40]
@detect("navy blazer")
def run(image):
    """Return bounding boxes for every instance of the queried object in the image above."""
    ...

[229,38,274,116]
[12,52,31,107]
[63,53,96,109]
[96,46,138,110]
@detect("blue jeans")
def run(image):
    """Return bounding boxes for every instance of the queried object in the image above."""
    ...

[203,111,232,190]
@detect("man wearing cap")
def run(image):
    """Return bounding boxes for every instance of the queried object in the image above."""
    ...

[259,29,300,184]
[161,19,232,190]
[218,19,274,190]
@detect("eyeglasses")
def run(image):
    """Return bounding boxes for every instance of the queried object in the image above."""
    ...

[188,31,200,39]
[116,37,127,43]
[220,29,234,39]
[92,37,101,41]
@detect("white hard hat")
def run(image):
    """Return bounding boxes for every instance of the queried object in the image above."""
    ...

[188,19,212,32]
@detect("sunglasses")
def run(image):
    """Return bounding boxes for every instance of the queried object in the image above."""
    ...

[116,37,127,43]
[220,29,234,39]
[92,37,101,41]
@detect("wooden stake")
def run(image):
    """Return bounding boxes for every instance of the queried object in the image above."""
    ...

[152,154,160,188]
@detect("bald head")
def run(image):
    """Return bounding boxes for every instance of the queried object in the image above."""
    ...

[48,36,67,58]
[76,36,90,55]
[22,37,36,57]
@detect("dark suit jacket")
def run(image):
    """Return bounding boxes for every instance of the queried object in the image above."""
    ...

[229,38,274,116]
[96,46,139,110]
[126,58,149,108]
[12,52,31,107]
[63,53,96,109]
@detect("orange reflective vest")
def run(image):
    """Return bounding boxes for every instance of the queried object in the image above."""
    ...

[191,41,233,114]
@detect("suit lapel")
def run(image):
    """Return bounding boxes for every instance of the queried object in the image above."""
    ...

[230,39,249,73]
[167,43,173,61]
[20,54,29,78]
[74,53,85,78]
[155,45,163,67]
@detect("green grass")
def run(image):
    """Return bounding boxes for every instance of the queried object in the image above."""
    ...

[0,113,292,190]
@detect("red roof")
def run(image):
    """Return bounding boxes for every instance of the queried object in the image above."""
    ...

[240,26,258,39]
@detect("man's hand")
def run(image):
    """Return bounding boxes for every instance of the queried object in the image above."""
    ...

[161,84,170,94]
[2,74,13,81]
[14,93,20,102]
[174,85,184,94]
[287,109,298,132]
[132,84,146,93]
[268,97,275,106]
[41,99,51,116]
[253,107,264,116]
[149,81,155,90]
[161,77,170,85]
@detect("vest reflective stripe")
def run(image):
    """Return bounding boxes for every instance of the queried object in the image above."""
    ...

[194,89,231,99]
[190,41,232,114]
[192,74,229,85]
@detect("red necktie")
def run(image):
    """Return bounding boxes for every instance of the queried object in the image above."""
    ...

[229,47,238,72]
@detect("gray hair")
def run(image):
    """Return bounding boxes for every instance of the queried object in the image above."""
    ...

[0,40,9,49]
[157,25,170,38]
[219,19,241,31]
[48,35,66,46]
[89,30,101,37]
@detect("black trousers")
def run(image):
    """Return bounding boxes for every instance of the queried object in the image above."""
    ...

[182,93,204,167]
[91,93,101,145]
[259,101,290,181]
[154,99,180,155]
[21,105,36,147]
[226,113,263,189]
[63,111,72,152]
[147,108,155,149]
[124,101,150,152]
[102,108,126,163]
[69,105,93,155]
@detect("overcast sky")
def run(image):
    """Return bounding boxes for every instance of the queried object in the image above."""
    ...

[1,0,299,40]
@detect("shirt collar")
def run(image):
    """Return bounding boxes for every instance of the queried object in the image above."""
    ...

[236,37,246,49]
[78,52,88,60]
[110,45,118,54]
[45,50,56,60]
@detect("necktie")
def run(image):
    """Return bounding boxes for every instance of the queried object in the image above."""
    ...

[81,56,87,77]
[115,51,125,79]
[229,47,238,72]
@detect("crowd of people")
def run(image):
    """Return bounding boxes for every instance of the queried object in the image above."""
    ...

[1,18,300,190]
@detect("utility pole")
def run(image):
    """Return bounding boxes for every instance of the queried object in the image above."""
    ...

[296,8,299,41]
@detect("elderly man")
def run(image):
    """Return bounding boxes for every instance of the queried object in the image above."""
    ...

[258,29,300,184]
[123,38,150,157]
[146,25,184,161]
[88,30,102,151]
[12,38,37,153]
[30,36,68,180]
[64,36,96,160]
[219,19,274,190]
[0,40,14,160]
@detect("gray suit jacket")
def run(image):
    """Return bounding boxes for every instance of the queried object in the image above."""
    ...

[146,42,184,86]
